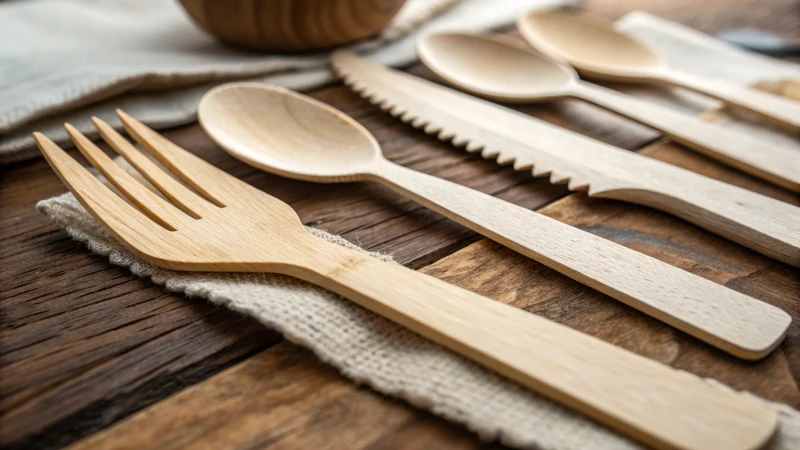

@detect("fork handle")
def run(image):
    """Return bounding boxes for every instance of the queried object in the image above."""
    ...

[296,235,777,450]
[367,160,790,360]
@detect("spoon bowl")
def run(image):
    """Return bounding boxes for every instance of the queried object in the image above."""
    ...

[417,33,577,102]
[518,10,663,80]
[196,80,796,365]
[416,30,800,193]
[517,10,800,130]
[199,83,381,182]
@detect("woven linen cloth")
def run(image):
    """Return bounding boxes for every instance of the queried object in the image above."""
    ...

[34,11,800,450]
[0,0,576,163]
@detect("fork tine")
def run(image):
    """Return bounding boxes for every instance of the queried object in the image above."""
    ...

[116,110,231,207]
[66,123,188,231]
[34,132,171,246]
[92,117,212,218]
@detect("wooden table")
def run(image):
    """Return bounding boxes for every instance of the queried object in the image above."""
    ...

[2,1,798,448]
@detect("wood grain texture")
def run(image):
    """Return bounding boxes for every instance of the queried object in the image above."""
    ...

[417,31,800,191]
[37,109,780,450]
[69,342,483,450]
[519,10,800,130]
[570,82,800,191]
[333,51,800,266]
[179,0,407,51]
[2,1,798,448]
[66,139,800,450]
[0,81,657,449]
[199,83,790,360]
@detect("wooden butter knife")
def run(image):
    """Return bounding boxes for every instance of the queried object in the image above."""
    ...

[331,51,800,268]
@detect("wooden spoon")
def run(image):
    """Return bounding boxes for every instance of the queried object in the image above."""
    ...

[517,10,800,132]
[198,82,791,361]
[35,115,781,450]
[416,32,800,192]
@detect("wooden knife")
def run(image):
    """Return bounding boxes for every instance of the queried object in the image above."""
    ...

[331,51,800,267]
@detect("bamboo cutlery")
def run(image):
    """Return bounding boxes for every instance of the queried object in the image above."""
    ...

[198,83,788,360]
[417,32,800,192]
[518,11,800,131]
[33,10,800,450]
[331,51,800,267]
[35,110,779,450]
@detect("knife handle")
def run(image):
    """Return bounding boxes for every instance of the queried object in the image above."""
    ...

[592,157,800,268]
[369,160,791,359]
[571,81,800,192]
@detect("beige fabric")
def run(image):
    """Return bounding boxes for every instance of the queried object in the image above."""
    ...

[37,163,800,449]
[0,0,576,163]
[34,12,800,450]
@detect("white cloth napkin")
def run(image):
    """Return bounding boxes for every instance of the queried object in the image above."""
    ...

[0,0,576,163]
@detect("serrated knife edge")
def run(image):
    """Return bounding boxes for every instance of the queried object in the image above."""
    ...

[330,50,687,195]
[331,51,800,266]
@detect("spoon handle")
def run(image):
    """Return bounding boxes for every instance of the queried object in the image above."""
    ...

[368,160,790,359]
[301,234,778,450]
[572,82,800,192]
[659,70,800,132]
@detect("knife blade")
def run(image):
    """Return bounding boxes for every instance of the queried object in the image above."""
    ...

[331,51,800,267]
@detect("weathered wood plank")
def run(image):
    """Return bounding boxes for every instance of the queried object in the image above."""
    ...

[67,341,488,450]
[2,1,797,447]
[64,138,800,450]
[0,70,657,449]
[590,0,800,41]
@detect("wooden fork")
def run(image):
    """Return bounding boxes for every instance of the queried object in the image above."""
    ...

[33,111,779,450]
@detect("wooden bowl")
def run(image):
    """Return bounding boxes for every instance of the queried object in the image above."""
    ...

[179,0,407,52]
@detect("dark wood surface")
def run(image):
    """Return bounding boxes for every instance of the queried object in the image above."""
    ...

[1,1,798,449]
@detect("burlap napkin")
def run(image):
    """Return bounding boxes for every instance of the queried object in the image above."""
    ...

[34,11,800,450]
[36,165,800,450]
[0,0,576,163]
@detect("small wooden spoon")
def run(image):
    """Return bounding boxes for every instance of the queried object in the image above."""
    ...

[198,82,791,361]
[416,32,800,192]
[517,10,800,132]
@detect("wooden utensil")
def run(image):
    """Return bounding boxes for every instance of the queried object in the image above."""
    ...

[331,51,800,267]
[34,112,779,450]
[178,0,406,52]
[198,82,790,360]
[417,32,800,192]
[517,10,800,132]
